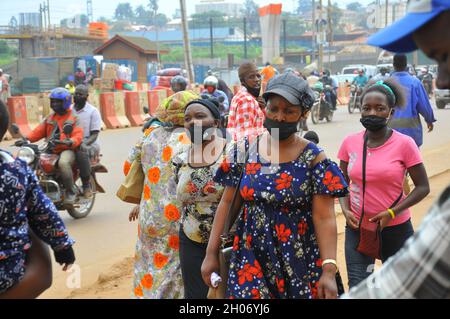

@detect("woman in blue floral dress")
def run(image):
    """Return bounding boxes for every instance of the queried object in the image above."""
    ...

[201,73,349,299]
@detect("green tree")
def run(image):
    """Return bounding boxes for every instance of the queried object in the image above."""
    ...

[241,0,260,33]
[190,11,226,29]
[297,0,313,15]
[135,5,150,25]
[346,2,364,12]
[115,3,135,21]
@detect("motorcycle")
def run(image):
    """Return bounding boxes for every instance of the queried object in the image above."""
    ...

[348,84,362,114]
[311,86,334,124]
[421,75,433,98]
[11,123,108,219]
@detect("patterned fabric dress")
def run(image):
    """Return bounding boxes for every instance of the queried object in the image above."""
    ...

[214,140,348,299]
[129,126,191,299]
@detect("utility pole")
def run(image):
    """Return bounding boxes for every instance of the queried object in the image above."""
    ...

[318,0,323,73]
[210,18,213,59]
[87,0,94,23]
[47,0,51,29]
[385,0,389,27]
[327,0,332,71]
[42,2,47,31]
[39,3,44,31]
[312,0,316,63]
[180,0,195,84]
[283,19,287,59]
[243,17,248,59]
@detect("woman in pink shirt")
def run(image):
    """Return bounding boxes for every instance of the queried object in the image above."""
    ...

[337,79,430,288]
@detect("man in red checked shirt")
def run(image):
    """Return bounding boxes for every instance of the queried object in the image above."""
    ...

[227,62,266,142]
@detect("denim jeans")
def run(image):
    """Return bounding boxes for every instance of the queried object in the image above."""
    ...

[345,219,414,289]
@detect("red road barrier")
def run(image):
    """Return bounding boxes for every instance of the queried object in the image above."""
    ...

[147,90,167,116]
[100,93,123,129]
[124,91,144,126]
[7,97,32,137]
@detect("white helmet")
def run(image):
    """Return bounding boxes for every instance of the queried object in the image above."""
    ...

[204,76,218,88]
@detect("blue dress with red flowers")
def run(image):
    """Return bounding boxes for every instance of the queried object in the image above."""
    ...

[214,140,348,299]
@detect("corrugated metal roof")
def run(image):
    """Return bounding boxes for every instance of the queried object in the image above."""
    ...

[94,34,168,54]
[123,27,240,43]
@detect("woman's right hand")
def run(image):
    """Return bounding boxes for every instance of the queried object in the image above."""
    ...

[343,209,359,229]
[201,252,220,288]
[129,205,140,222]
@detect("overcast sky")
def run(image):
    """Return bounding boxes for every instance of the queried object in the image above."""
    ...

[0,0,378,25]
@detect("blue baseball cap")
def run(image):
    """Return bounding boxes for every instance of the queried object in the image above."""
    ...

[367,0,450,53]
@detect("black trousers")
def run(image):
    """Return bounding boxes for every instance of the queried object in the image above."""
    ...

[75,144,94,186]
[179,227,209,299]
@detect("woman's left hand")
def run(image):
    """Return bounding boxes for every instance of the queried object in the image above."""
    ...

[317,270,338,299]
[369,210,392,230]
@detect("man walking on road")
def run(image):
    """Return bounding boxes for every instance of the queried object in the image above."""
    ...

[343,0,450,299]
[390,54,436,147]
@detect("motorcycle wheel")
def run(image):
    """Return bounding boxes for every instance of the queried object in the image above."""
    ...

[311,103,319,124]
[348,95,356,114]
[326,111,333,122]
[67,176,96,219]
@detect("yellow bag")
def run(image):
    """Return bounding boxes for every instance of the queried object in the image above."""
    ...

[116,152,144,204]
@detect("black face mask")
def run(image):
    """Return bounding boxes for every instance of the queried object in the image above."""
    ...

[360,115,388,132]
[188,125,215,144]
[51,105,67,116]
[264,118,299,140]
[74,96,87,109]
[243,84,261,98]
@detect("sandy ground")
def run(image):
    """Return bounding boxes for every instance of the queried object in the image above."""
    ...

[66,169,450,299]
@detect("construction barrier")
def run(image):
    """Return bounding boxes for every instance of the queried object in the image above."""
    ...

[3,130,13,141]
[100,93,123,129]
[25,96,44,129]
[138,91,149,115]
[113,92,131,128]
[88,90,107,130]
[147,89,167,116]
[7,97,32,137]
[124,91,145,126]
[166,88,174,98]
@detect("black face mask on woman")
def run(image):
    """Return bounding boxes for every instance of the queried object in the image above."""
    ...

[188,125,215,144]
[360,115,389,132]
[263,118,299,140]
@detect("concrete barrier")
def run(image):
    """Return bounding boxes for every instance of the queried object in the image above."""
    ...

[100,93,123,129]
[25,96,43,129]
[124,91,144,126]
[147,90,167,116]
[138,91,149,116]
[7,97,32,137]
[87,90,107,130]
[113,92,131,128]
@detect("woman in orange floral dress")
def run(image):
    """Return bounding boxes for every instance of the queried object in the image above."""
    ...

[124,91,199,298]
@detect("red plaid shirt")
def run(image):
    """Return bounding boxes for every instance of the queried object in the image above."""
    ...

[227,87,266,141]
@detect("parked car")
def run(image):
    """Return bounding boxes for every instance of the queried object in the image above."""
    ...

[341,64,377,78]
[435,88,450,109]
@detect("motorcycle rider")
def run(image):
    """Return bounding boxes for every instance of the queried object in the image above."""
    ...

[202,76,230,114]
[419,67,433,96]
[16,88,83,205]
[352,69,369,103]
[373,67,391,82]
[170,75,188,93]
[319,69,338,110]
[72,84,102,199]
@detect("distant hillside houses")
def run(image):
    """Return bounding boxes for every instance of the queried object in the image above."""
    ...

[123,27,246,46]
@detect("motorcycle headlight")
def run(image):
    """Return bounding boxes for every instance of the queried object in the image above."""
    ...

[17,147,36,165]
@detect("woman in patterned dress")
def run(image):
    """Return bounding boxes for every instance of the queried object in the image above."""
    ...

[124,91,199,299]
[201,73,349,299]
[172,98,231,299]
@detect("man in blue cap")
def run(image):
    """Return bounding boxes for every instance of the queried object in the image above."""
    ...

[343,0,450,299]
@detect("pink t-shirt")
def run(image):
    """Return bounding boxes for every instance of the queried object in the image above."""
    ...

[337,130,423,227]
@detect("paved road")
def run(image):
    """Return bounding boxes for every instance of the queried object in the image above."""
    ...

[2,102,449,298]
